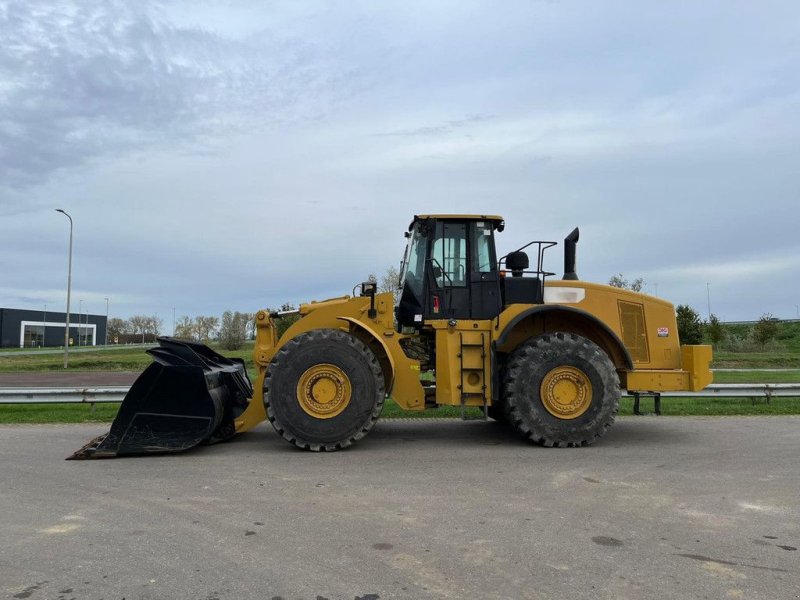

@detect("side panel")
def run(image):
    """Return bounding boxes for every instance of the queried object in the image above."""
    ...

[497,282,684,370]
[494,281,713,393]
[430,319,493,407]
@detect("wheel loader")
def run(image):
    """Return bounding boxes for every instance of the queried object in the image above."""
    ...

[69,214,712,458]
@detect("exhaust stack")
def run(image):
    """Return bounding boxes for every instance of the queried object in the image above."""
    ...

[563,227,579,280]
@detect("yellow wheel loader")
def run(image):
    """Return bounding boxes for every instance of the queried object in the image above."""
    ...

[69,214,712,458]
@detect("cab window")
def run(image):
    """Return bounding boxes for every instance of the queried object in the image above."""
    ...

[431,222,467,287]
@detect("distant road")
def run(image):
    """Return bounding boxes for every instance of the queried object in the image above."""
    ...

[0,344,151,357]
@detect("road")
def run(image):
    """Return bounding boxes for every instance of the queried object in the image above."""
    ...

[0,344,151,357]
[1,417,798,600]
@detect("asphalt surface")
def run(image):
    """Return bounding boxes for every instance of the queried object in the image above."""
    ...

[1,417,798,600]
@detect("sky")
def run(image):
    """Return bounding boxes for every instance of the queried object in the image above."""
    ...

[1,0,799,327]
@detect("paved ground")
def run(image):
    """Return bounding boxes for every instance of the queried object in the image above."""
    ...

[1,417,798,600]
[0,372,139,386]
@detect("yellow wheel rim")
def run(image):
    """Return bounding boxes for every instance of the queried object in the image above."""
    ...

[540,366,592,420]
[296,363,352,419]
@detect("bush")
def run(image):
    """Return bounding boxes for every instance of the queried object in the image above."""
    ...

[706,314,726,348]
[676,305,704,345]
[753,313,779,349]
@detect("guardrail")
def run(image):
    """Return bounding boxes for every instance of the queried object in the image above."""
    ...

[0,387,129,404]
[628,383,800,415]
[0,384,798,406]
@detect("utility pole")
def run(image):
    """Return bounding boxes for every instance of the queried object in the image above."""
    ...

[173,307,176,337]
[104,297,109,346]
[706,282,712,319]
[42,304,47,348]
[56,209,73,368]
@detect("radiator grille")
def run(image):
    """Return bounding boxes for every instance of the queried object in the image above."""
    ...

[618,301,650,363]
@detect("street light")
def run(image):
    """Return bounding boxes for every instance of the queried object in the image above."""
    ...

[104,297,109,346]
[78,299,83,347]
[55,209,73,368]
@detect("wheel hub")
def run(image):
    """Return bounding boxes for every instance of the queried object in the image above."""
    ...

[296,364,352,419]
[540,366,592,419]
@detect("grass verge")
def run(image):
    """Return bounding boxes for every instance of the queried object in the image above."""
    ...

[711,370,800,383]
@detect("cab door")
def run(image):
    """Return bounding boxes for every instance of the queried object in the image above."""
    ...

[469,221,502,319]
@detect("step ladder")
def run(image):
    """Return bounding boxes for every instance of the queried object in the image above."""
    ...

[458,332,488,420]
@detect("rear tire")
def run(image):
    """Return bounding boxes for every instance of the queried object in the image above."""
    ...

[264,329,385,451]
[503,332,620,447]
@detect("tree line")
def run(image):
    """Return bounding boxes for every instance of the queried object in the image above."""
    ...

[106,305,301,350]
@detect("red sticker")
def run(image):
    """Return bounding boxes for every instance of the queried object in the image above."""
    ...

[657,327,669,337]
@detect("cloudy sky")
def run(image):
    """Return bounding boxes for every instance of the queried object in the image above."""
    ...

[1,0,798,326]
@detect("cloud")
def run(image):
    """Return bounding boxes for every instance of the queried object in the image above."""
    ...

[0,0,357,189]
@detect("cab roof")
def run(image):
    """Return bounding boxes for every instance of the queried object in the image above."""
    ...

[410,214,505,231]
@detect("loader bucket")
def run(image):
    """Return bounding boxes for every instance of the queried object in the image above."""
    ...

[68,337,253,459]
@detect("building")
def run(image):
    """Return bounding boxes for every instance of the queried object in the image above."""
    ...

[0,308,107,349]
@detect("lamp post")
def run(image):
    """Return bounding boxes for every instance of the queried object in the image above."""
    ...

[104,297,109,346]
[78,299,83,347]
[43,304,47,348]
[706,282,712,320]
[56,209,73,368]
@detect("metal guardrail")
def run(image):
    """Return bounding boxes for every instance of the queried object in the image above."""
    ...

[0,387,129,404]
[0,384,798,405]
[659,383,800,398]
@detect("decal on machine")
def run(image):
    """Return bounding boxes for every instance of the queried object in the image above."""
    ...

[657,327,669,337]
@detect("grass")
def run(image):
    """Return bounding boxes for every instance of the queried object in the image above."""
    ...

[617,396,800,416]
[0,403,120,424]
[712,351,800,369]
[711,370,800,383]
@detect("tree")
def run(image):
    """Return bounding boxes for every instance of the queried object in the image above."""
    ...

[609,273,645,292]
[244,312,257,340]
[219,311,249,350]
[106,318,129,343]
[753,313,778,349]
[676,305,704,344]
[128,315,147,335]
[379,265,402,296]
[143,314,162,336]
[194,316,220,342]
[174,316,196,340]
[706,314,726,348]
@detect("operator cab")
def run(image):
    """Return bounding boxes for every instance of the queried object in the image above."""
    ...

[396,214,572,329]
[396,214,505,328]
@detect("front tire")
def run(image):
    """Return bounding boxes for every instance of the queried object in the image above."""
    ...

[503,332,620,447]
[264,329,385,451]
